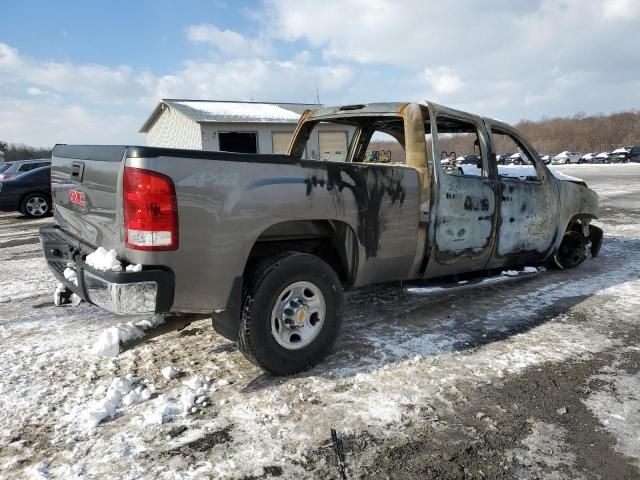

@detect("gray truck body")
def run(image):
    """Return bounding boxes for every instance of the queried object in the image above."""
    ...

[41,102,601,336]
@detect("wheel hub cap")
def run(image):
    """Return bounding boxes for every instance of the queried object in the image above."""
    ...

[271,281,326,350]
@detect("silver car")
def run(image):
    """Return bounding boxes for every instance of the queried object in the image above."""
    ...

[0,158,51,180]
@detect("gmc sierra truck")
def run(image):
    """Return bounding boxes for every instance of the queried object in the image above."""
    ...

[40,102,603,374]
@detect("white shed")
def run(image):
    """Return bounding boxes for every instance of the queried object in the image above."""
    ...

[140,99,355,161]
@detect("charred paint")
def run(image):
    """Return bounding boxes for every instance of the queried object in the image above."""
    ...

[304,163,406,259]
[463,196,490,212]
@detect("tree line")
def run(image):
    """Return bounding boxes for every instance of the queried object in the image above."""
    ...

[0,142,53,162]
[368,109,640,162]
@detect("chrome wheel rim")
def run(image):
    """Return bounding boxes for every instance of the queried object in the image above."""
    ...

[26,196,48,216]
[270,281,325,350]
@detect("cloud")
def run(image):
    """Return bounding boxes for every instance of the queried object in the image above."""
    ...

[0,41,353,146]
[602,0,640,20]
[424,67,464,95]
[26,87,45,96]
[0,98,143,146]
[2,0,640,146]
[266,0,640,120]
[185,24,272,57]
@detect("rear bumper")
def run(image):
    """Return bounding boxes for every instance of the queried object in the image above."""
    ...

[40,225,174,314]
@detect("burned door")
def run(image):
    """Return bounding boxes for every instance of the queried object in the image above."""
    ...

[423,104,499,278]
[484,122,559,268]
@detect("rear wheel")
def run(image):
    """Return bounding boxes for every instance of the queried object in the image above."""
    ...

[237,252,343,375]
[21,193,51,218]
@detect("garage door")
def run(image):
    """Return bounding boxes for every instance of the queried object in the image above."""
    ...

[272,131,293,154]
[319,131,348,162]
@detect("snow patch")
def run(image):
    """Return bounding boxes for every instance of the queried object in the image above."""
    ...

[143,390,196,425]
[80,376,151,429]
[92,315,166,356]
[85,247,122,272]
[502,270,519,277]
[508,422,582,478]
[583,356,640,466]
[161,365,180,380]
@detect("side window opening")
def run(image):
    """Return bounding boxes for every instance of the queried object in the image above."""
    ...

[429,117,489,177]
[300,122,353,162]
[358,118,406,164]
[491,129,540,181]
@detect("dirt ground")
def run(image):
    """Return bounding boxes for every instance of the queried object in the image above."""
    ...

[1,164,639,479]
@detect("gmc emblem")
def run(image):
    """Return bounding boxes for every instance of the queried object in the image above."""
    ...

[68,189,87,207]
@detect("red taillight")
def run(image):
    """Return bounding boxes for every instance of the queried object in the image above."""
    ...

[123,167,178,251]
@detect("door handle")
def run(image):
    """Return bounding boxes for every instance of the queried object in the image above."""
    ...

[71,162,84,180]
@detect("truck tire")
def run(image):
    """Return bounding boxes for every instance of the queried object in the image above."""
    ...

[237,252,343,375]
[21,193,51,218]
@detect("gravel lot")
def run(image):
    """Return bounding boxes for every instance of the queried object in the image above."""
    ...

[1,164,639,479]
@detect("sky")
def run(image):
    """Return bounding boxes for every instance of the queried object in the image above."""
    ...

[1,0,639,147]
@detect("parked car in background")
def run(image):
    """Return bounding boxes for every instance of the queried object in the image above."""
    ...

[628,146,640,163]
[496,153,510,164]
[552,151,581,164]
[609,147,631,163]
[0,165,52,218]
[455,154,481,167]
[540,154,554,164]
[507,152,530,165]
[593,152,611,164]
[580,153,597,164]
[0,158,52,180]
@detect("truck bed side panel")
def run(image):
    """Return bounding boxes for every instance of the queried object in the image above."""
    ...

[124,156,420,311]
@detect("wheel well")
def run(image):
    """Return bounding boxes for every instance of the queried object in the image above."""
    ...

[565,214,595,233]
[20,191,51,203]
[245,220,358,286]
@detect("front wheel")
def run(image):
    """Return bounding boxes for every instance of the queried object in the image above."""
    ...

[237,252,343,375]
[553,231,587,269]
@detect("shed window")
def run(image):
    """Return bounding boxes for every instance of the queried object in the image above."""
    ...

[219,132,258,154]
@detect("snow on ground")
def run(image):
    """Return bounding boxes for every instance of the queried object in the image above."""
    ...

[583,351,640,467]
[1,167,640,478]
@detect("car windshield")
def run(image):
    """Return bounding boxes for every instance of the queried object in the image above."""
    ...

[0,163,14,173]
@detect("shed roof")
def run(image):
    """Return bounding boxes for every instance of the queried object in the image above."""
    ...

[140,99,321,133]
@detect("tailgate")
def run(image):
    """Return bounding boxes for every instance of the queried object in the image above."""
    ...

[51,145,127,251]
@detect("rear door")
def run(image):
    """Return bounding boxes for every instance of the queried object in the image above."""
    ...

[51,145,126,251]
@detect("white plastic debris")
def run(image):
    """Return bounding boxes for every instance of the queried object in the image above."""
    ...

[126,264,143,273]
[523,266,539,273]
[85,247,122,272]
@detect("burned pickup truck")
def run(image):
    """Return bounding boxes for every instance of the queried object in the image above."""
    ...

[40,102,602,374]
